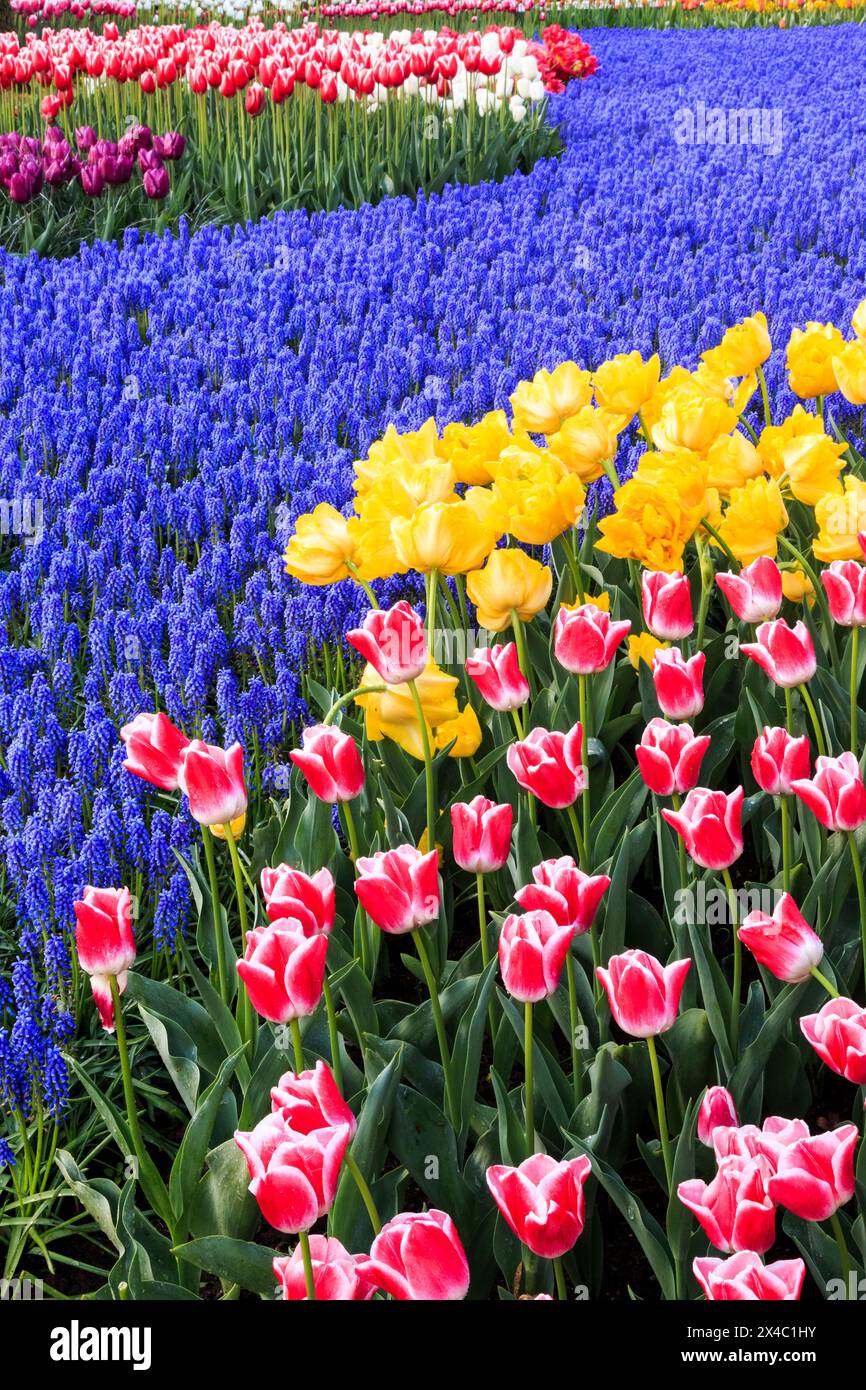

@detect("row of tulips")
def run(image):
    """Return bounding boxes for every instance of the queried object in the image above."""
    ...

[19,301,866,1301]
[0,20,575,252]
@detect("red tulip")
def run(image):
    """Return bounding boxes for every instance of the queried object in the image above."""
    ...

[738,892,823,984]
[769,1125,859,1221]
[74,885,137,1033]
[358,1210,470,1300]
[465,642,529,711]
[120,711,189,792]
[234,1110,351,1233]
[693,1251,805,1302]
[271,1059,356,1137]
[741,619,816,688]
[486,1154,593,1258]
[751,726,810,796]
[697,1086,739,1147]
[346,600,427,684]
[715,556,783,623]
[498,909,575,1002]
[450,795,513,874]
[661,786,744,870]
[821,559,866,627]
[514,855,609,935]
[800,997,866,1085]
[635,717,710,797]
[236,921,328,1023]
[678,1155,777,1254]
[506,723,586,808]
[245,81,265,115]
[354,844,440,934]
[596,948,690,1038]
[641,570,693,640]
[651,648,705,720]
[260,864,335,934]
[791,751,866,831]
[289,723,362,805]
[273,1236,374,1301]
[178,739,247,826]
[553,603,631,675]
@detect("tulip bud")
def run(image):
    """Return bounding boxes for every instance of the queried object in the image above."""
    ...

[354,844,440,934]
[506,723,585,808]
[635,718,710,797]
[769,1125,859,1221]
[821,559,866,627]
[498,910,575,1002]
[641,570,694,641]
[697,1086,739,1147]
[514,855,609,935]
[750,726,810,796]
[678,1156,777,1254]
[234,1111,350,1233]
[465,642,529,712]
[237,921,328,1023]
[178,739,247,826]
[486,1154,592,1258]
[661,786,744,871]
[651,648,705,720]
[716,556,783,623]
[271,1059,356,1136]
[450,796,513,874]
[553,603,631,676]
[738,893,823,984]
[741,619,816,688]
[346,601,427,684]
[273,1237,373,1301]
[791,751,866,832]
[800,997,866,1085]
[120,711,189,792]
[260,864,335,934]
[290,724,364,804]
[73,886,137,1032]
[596,948,690,1038]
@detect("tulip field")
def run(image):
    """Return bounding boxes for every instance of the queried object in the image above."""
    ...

[4,4,866,1332]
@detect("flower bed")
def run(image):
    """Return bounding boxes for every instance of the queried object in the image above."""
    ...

[2,23,866,1302]
[0,21,577,253]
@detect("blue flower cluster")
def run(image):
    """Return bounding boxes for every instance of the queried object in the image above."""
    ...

[1,26,866,1116]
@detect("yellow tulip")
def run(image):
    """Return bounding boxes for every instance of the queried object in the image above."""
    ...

[356,659,459,760]
[651,380,739,453]
[832,340,866,406]
[705,431,764,496]
[781,566,815,604]
[757,405,825,477]
[701,312,772,378]
[640,366,692,433]
[354,458,458,580]
[591,351,661,422]
[435,705,483,758]
[466,548,552,632]
[510,362,593,436]
[283,503,363,586]
[596,452,711,571]
[353,418,443,498]
[211,812,247,841]
[785,322,845,399]
[779,434,846,507]
[627,633,669,670]
[813,478,866,563]
[491,447,586,545]
[714,477,788,565]
[391,499,497,576]
[563,591,610,613]
[441,410,513,485]
[852,298,866,341]
[696,360,758,416]
[548,405,618,482]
